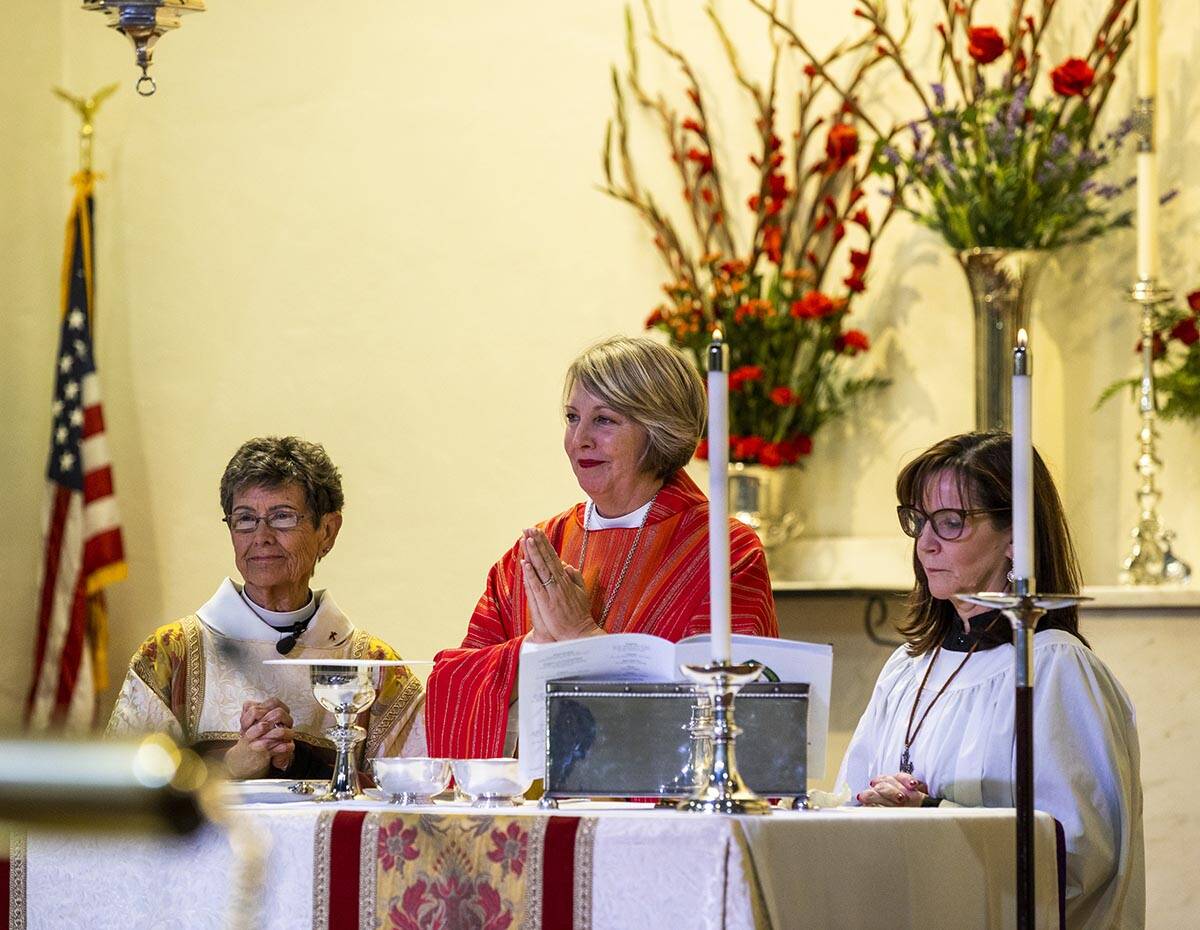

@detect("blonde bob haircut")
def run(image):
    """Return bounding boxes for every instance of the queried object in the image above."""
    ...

[563,336,706,479]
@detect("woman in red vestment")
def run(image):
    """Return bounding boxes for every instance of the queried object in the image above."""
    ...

[426,337,779,758]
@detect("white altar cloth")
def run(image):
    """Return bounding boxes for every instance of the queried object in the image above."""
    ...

[17,801,1060,929]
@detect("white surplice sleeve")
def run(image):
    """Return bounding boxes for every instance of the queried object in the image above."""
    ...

[1022,640,1145,929]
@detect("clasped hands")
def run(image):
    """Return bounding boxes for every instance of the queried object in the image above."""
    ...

[857,772,930,807]
[223,698,295,779]
[520,527,603,644]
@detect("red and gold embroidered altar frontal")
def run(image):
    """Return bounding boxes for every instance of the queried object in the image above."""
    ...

[312,811,597,930]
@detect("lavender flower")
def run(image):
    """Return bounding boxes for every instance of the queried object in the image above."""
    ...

[1049,133,1069,157]
[931,83,946,107]
[1006,84,1030,133]
[882,145,902,166]
[1096,184,1122,200]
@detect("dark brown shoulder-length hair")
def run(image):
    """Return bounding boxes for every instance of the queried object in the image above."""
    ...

[895,430,1087,656]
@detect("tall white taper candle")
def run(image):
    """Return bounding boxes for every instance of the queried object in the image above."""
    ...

[1012,329,1034,583]
[1135,0,1159,281]
[707,330,732,663]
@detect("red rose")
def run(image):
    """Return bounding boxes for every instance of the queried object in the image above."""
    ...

[824,123,859,169]
[1187,290,1200,313]
[695,439,709,461]
[1170,318,1199,346]
[758,443,784,468]
[967,26,1006,64]
[790,291,837,319]
[731,435,766,461]
[836,329,871,354]
[781,434,813,462]
[729,365,764,390]
[769,386,797,406]
[1050,58,1095,97]
[1134,334,1167,359]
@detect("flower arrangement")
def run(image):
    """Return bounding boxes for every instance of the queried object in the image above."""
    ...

[856,0,1140,250]
[1100,290,1200,422]
[601,6,893,467]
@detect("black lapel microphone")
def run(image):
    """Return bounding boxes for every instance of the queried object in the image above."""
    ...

[276,617,314,655]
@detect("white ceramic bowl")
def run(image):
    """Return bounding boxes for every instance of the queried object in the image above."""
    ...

[451,758,532,807]
[372,757,452,804]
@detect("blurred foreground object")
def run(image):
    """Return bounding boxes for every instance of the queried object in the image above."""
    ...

[0,734,211,835]
[82,0,206,96]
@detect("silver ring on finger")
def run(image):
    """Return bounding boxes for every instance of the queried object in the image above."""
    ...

[544,576,557,587]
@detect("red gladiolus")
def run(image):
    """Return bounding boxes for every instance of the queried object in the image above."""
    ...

[849,249,871,272]
[1187,290,1200,312]
[762,225,782,264]
[769,386,797,406]
[967,26,1006,64]
[701,187,715,205]
[682,118,704,134]
[843,272,867,294]
[791,291,837,319]
[729,365,764,390]
[1171,318,1200,347]
[832,222,846,244]
[851,209,871,229]
[695,439,709,461]
[1014,50,1028,74]
[1050,58,1095,97]
[814,214,830,232]
[747,194,761,212]
[803,63,818,78]
[836,329,871,354]
[686,147,714,174]
[825,123,859,169]
[645,307,665,328]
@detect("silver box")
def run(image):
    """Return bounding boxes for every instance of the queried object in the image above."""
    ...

[543,680,808,799]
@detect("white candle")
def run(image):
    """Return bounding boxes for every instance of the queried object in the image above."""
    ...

[1011,329,1034,585]
[1135,0,1159,281]
[707,329,732,663]
[1137,0,1158,97]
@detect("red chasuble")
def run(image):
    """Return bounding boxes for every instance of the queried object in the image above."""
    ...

[426,470,779,758]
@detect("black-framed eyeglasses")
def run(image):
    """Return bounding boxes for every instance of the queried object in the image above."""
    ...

[222,509,307,534]
[896,505,1007,541]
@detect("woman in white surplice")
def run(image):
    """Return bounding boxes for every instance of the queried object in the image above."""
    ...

[838,431,1144,930]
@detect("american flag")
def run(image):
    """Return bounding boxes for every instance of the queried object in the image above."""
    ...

[27,174,126,732]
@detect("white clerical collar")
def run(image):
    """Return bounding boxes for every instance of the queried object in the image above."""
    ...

[585,498,653,529]
[235,583,317,630]
[196,577,354,647]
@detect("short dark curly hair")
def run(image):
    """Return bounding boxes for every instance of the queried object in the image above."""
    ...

[219,436,344,519]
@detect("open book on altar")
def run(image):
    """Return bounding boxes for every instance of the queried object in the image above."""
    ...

[517,633,832,783]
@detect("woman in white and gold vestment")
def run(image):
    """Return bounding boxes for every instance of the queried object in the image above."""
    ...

[107,436,424,778]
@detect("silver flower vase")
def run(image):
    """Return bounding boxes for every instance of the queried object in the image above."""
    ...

[959,248,1048,431]
[727,463,802,549]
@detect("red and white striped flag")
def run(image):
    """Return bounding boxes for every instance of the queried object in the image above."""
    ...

[27,171,126,732]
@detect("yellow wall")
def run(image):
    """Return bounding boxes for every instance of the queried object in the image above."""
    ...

[1,0,1197,741]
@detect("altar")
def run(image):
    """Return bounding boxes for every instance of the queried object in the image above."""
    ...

[5,801,1063,930]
